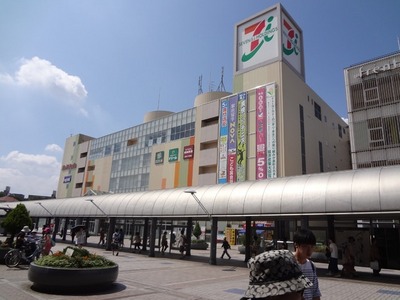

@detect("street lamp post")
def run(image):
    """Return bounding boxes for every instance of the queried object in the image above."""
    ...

[184,190,211,220]
[85,199,112,250]
[35,202,53,216]
[184,190,217,265]
[35,202,58,240]
[85,199,108,217]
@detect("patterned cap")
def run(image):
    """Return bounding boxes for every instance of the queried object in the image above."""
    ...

[242,250,312,299]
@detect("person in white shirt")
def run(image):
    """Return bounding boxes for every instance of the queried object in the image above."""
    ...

[327,239,339,276]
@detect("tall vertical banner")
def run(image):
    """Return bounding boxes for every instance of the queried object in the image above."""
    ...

[266,83,277,178]
[256,87,267,179]
[218,99,229,184]
[227,96,238,183]
[236,92,247,182]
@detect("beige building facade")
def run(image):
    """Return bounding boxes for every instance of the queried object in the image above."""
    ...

[58,3,351,197]
[344,51,400,169]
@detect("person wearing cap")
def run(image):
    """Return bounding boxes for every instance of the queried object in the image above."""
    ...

[27,228,40,243]
[293,229,321,300]
[241,249,312,299]
[21,225,31,233]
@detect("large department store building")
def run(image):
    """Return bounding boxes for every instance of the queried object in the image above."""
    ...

[344,51,400,169]
[57,4,351,199]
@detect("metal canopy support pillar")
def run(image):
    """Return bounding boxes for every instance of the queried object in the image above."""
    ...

[62,217,69,241]
[210,217,218,265]
[301,216,309,230]
[142,218,149,252]
[106,217,116,251]
[245,217,251,262]
[52,217,60,242]
[149,217,157,257]
[186,218,193,257]
[327,215,335,241]
[169,221,174,253]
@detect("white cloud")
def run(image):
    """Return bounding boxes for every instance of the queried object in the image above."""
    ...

[0,151,61,197]
[0,57,88,113]
[45,144,63,153]
[342,117,348,124]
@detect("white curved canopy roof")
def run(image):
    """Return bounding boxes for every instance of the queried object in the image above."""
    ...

[8,166,400,219]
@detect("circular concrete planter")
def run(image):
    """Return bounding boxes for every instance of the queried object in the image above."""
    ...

[28,263,118,293]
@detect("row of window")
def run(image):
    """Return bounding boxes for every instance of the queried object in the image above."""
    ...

[357,159,400,169]
[368,116,400,148]
[349,70,400,111]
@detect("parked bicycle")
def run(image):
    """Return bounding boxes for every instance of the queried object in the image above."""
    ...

[4,239,51,268]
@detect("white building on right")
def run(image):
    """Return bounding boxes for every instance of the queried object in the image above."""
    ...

[344,51,400,169]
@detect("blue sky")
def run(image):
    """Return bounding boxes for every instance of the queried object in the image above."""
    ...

[0,0,399,197]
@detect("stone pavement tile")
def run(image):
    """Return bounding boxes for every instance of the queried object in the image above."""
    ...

[2,242,400,300]
[0,282,38,300]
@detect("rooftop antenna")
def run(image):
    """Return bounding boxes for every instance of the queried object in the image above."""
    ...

[198,75,203,95]
[157,88,161,110]
[217,66,226,92]
[209,71,215,92]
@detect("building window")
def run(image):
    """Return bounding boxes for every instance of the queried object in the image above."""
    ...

[114,143,121,153]
[350,70,400,112]
[314,102,321,121]
[127,138,138,147]
[367,116,400,148]
[350,83,364,110]
[104,145,112,156]
[171,122,195,141]
[382,116,400,145]
[338,124,343,138]
[80,152,87,158]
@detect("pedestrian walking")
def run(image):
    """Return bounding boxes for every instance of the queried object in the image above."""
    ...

[161,231,168,254]
[119,228,125,248]
[112,229,120,256]
[42,227,54,256]
[293,229,321,300]
[75,227,86,248]
[178,229,187,258]
[341,236,356,278]
[370,237,381,276]
[326,239,339,276]
[98,228,105,246]
[132,232,142,253]
[221,237,231,259]
[251,235,260,257]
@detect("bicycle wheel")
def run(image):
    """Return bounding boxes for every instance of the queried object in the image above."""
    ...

[4,249,22,268]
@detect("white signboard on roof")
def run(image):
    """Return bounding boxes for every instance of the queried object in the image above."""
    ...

[281,12,302,75]
[235,7,279,72]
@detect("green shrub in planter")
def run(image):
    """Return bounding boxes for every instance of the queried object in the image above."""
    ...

[35,246,116,268]
[29,246,118,293]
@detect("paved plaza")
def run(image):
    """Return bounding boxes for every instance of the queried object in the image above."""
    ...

[0,240,400,299]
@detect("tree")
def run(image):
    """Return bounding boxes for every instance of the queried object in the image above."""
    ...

[1,203,32,239]
[193,222,202,239]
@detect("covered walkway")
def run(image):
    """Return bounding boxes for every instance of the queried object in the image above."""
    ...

[5,165,400,268]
